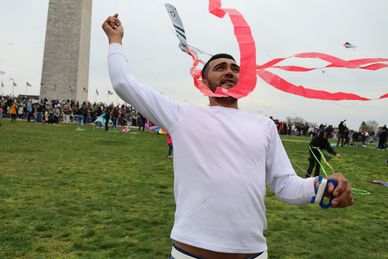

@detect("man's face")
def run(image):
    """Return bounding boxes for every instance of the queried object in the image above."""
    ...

[203,58,240,92]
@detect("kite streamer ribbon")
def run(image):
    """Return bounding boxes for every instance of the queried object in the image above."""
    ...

[207,0,257,99]
[168,1,388,101]
[171,0,257,99]
[258,53,388,100]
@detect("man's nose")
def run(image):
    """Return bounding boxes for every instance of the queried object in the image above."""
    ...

[224,67,235,77]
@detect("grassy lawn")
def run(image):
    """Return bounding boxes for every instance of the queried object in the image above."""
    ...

[0,120,387,258]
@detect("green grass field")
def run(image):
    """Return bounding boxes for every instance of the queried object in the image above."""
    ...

[0,120,387,258]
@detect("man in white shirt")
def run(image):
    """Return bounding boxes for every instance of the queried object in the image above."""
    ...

[102,14,354,259]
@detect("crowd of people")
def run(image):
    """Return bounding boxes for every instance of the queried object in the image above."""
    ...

[1,95,387,150]
[0,95,147,130]
[271,117,387,150]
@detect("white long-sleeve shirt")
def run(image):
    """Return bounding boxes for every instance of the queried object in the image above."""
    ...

[108,43,315,253]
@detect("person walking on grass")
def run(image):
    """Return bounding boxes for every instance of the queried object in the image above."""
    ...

[103,14,354,259]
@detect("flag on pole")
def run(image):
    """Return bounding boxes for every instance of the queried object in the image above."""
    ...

[1,81,4,87]
[96,89,99,95]
[12,81,17,87]
[26,81,32,87]
[108,90,114,95]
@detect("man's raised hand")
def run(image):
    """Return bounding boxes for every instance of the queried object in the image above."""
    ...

[102,13,123,44]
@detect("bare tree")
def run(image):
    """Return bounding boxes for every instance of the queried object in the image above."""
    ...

[359,120,379,132]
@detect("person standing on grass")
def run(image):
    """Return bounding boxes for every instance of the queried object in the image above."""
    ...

[9,102,18,123]
[337,120,347,147]
[123,106,132,132]
[36,100,44,123]
[103,14,354,259]
[306,130,341,178]
[26,99,33,122]
[63,102,72,124]
[17,104,23,119]
[0,106,3,126]
[167,134,173,158]
[75,103,85,129]
[377,125,387,150]
[137,112,146,132]
[104,105,111,132]
[111,105,120,128]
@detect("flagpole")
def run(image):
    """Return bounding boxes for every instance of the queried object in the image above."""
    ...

[25,83,27,96]
[0,71,4,96]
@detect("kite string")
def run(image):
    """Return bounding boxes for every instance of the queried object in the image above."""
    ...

[309,146,371,195]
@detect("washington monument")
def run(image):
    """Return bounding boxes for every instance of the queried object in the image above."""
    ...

[41,0,92,102]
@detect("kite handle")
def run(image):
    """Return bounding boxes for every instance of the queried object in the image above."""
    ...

[319,178,338,209]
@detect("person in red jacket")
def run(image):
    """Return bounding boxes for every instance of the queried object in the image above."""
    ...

[167,134,173,158]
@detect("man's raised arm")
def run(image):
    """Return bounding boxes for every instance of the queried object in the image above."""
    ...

[102,14,187,132]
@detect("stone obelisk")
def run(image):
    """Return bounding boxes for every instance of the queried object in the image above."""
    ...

[41,0,92,102]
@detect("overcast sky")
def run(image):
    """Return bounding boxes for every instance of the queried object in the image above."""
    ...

[0,0,387,130]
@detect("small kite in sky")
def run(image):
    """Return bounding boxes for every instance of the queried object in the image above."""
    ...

[343,42,356,49]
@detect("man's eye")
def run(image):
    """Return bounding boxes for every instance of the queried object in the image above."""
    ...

[216,67,224,71]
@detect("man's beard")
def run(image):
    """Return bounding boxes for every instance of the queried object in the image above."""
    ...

[213,96,237,103]
[208,82,237,102]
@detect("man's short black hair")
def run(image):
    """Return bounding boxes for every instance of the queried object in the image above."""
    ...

[202,53,236,79]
